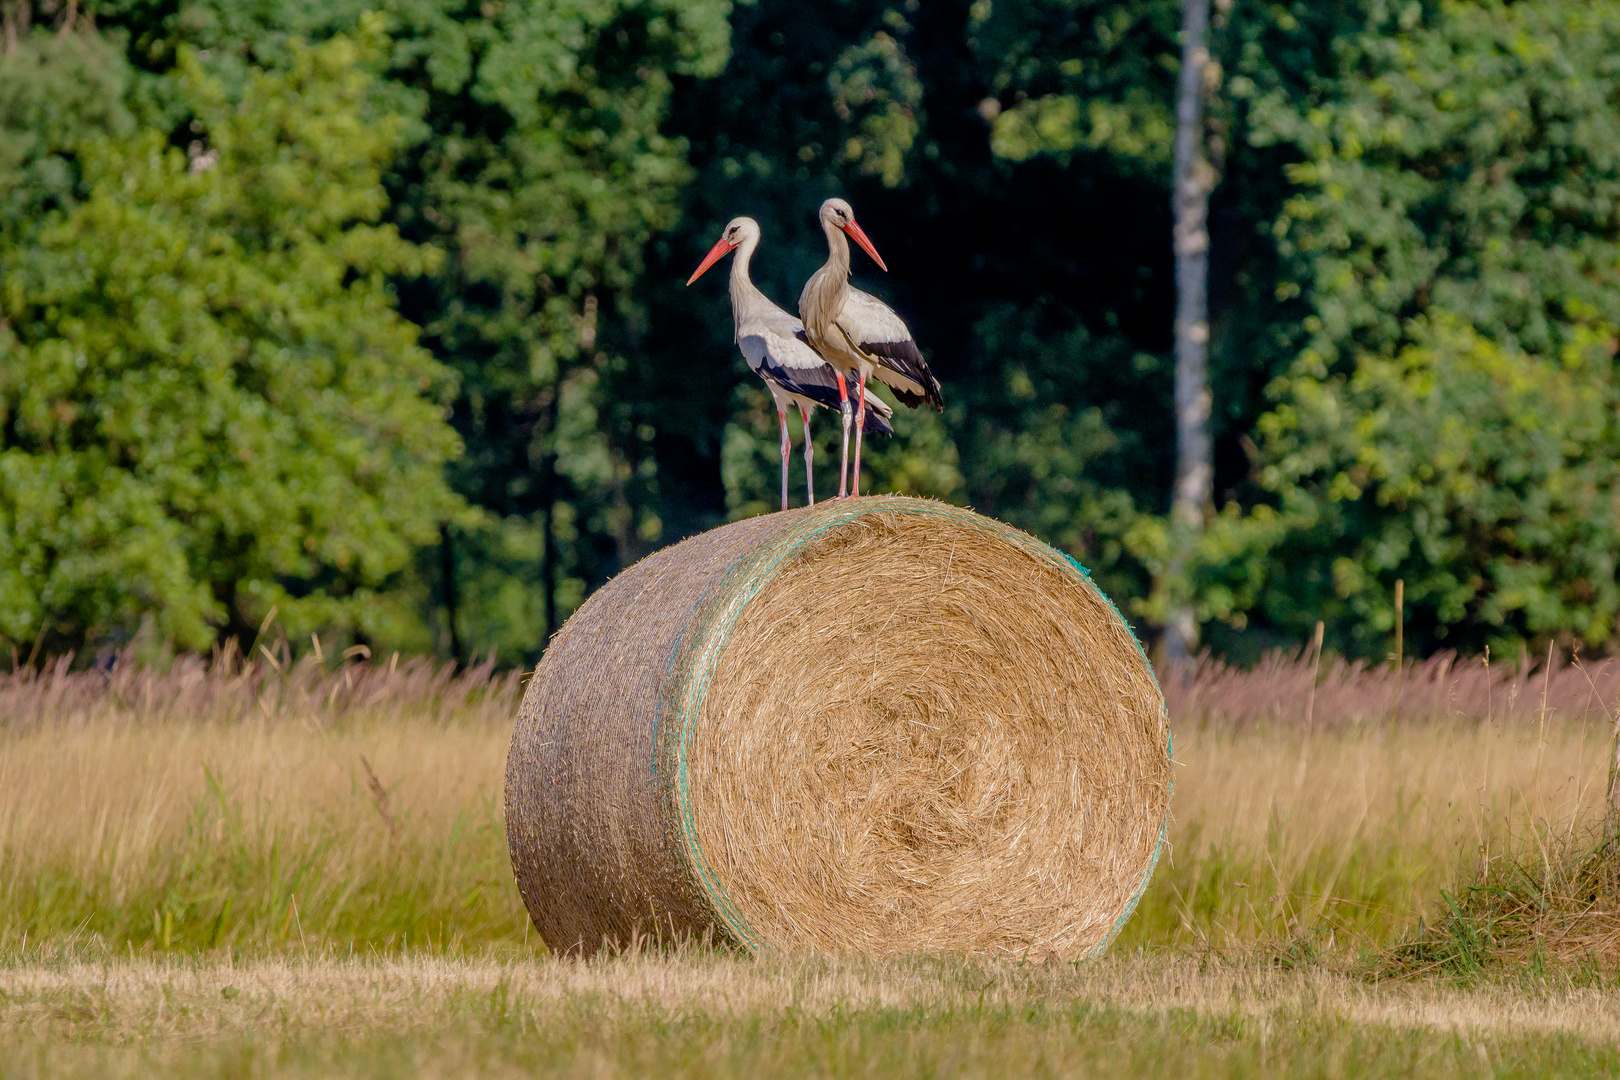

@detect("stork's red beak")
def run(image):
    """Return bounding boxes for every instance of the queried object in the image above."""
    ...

[841,219,888,272]
[686,236,737,285]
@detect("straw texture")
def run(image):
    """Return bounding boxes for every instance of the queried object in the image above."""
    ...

[505,497,1169,958]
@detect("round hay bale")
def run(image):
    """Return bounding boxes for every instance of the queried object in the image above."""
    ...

[505,496,1169,959]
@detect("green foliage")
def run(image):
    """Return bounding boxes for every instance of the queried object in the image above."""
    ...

[9,0,1620,661]
[386,0,732,659]
[828,29,923,187]
[2,0,1191,657]
[981,0,1620,656]
[959,302,1152,596]
[40,0,734,661]
[979,0,1180,172]
[59,0,729,659]
[0,31,461,652]
[1253,318,1620,656]
[1249,0,1620,369]
[0,24,134,229]
[1226,0,1620,656]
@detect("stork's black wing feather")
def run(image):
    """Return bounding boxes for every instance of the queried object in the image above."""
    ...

[742,329,893,435]
[861,338,943,411]
[842,289,944,412]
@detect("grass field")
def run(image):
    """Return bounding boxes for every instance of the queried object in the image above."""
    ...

[6,952,1620,1078]
[2,649,1619,1076]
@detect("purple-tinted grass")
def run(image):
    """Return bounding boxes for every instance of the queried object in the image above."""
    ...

[1166,650,1620,730]
[0,642,525,728]
[5,646,1617,732]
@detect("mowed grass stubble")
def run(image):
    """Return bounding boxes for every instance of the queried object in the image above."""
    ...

[6,952,1620,1079]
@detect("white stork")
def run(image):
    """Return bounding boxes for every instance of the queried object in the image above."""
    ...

[688,216,893,511]
[799,198,943,497]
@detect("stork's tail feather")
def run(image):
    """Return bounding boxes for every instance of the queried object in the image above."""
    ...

[886,383,943,412]
[861,406,894,437]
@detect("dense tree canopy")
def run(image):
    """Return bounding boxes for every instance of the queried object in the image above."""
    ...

[4,0,1620,663]
[1221,0,1620,657]
[0,29,459,654]
[0,0,731,659]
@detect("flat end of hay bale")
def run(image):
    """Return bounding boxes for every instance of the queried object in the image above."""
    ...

[506,496,1169,959]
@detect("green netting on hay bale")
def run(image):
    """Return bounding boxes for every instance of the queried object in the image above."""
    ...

[505,496,1169,958]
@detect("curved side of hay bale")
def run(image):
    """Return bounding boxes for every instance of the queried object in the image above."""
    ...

[501,511,784,951]
[505,496,1169,958]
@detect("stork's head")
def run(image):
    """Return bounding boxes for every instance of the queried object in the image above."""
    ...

[686,217,761,285]
[819,198,887,271]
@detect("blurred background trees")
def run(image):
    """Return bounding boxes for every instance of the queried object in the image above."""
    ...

[2,0,1619,665]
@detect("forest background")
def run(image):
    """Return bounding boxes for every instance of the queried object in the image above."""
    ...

[4,0,1620,668]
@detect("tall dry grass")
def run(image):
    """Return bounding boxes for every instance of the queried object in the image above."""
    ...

[0,648,1616,959]
[0,650,525,956]
[1146,651,1620,960]
[1135,715,1613,953]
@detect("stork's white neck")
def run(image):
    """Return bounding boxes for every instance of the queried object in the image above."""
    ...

[727,231,765,338]
[799,217,851,352]
[821,216,851,291]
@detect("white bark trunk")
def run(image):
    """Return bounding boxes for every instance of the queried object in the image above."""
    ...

[3,1,30,54]
[1163,0,1216,667]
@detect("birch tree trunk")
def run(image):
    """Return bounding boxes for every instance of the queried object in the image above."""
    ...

[3,1,30,54]
[1162,0,1216,667]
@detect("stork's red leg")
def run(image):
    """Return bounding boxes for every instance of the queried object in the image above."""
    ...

[799,404,815,506]
[777,407,790,512]
[852,372,868,497]
[835,371,852,499]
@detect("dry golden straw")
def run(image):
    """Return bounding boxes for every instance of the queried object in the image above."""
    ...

[505,497,1169,959]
